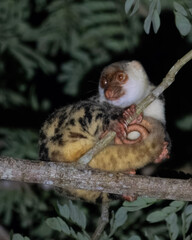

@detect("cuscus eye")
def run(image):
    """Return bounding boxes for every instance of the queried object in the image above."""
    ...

[117,72,127,82]
[103,78,108,85]
[100,77,108,88]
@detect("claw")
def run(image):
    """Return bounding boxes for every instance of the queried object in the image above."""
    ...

[112,121,127,140]
[123,104,143,124]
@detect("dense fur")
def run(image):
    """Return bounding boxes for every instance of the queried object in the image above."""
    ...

[39,61,169,203]
[39,99,123,163]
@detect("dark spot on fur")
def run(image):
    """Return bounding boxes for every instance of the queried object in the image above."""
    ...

[111,114,119,120]
[95,193,103,204]
[96,113,103,120]
[84,106,92,124]
[94,126,99,136]
[58,139,65,146]
[159,94,165,101]
[51,151,61,161]
[39,143,49,161]
[51,134,63,142]
[104,118,110,127]
[46,112,57,125]
[39,130,46,141]
[79,117,88,132]
[69,132,87,139]
[69,119,75,126]
[58,113,68,128]
[108,193,122,200]
[54,127,59,134]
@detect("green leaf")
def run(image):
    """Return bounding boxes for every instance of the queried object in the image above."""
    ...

[130,0,140,16]
[100,232,113,240]
[127,236,141,240]
[123,197,158,211]
[125,0,135,14]
[12,234,30,240]
[46,217,70,235]
[152,9,160,33]
[57,202,70,220]
[176,115,192,130]
[154,236,161,240]
[162,206,177,215]
[109,207,128,236]
[76,232,90,240]
[144,14,152,34]
[185,236,192,240]
[174,2,187,16]
[166,213,179,240]
[148,0,157,16]
[156,0,161,14]
[147,200,185,223]
[114,207,128,226]
[170,201,185,209]
[147,211,167,223]
[175,12,191,36]
[182,204,192,235]
[69,200,87,229]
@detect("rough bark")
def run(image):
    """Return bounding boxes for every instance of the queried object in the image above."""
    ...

[0,156,191,201]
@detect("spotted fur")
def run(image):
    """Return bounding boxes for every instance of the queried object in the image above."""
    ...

[39,61,169,203]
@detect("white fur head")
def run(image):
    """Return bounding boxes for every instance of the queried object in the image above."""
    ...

[99,60,150,108]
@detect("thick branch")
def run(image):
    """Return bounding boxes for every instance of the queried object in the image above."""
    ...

[78,49,192,164]
[0,156,191,201]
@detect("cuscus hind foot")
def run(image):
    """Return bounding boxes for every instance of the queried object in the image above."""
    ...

[122,195,137,202]
[154,141,170,163]
[122,170,137,202]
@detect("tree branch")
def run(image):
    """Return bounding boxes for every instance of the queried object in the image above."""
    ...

[0,156,191,201]
[91,202,109,240]
[78,49,192,164]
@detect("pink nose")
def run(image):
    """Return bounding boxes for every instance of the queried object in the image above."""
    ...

[105,89,114,99]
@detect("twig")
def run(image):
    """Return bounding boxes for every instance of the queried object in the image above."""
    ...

[78,49,192,165]
[0,157,191,201]
[91,202,110,240]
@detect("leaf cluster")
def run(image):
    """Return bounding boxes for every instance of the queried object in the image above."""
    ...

[0,128,38,159]
[11,197,191,240]
[0,0,143,109]
[46,200,89,240]
[125,0,192,36]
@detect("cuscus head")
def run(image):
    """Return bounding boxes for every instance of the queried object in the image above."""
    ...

[99,61,150,108]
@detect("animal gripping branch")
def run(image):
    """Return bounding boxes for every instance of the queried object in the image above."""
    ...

[78,49,192,165]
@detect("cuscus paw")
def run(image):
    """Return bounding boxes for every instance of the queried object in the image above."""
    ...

[125,169,136,175]
[154,141,170,163]
[122,194,137,202]
[123,104,143,125]
[109,121,127,143]
[100,121,127,144]
[122,169,137,201]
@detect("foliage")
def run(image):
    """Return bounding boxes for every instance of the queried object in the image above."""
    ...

[46,200,89,240]
[176,115,192,130]
[9,198,192,240]
[12,234,30,240]
[0,128,38,159]
[125,0,192,36]
[0,0,143,108]
[0,0,192,239]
